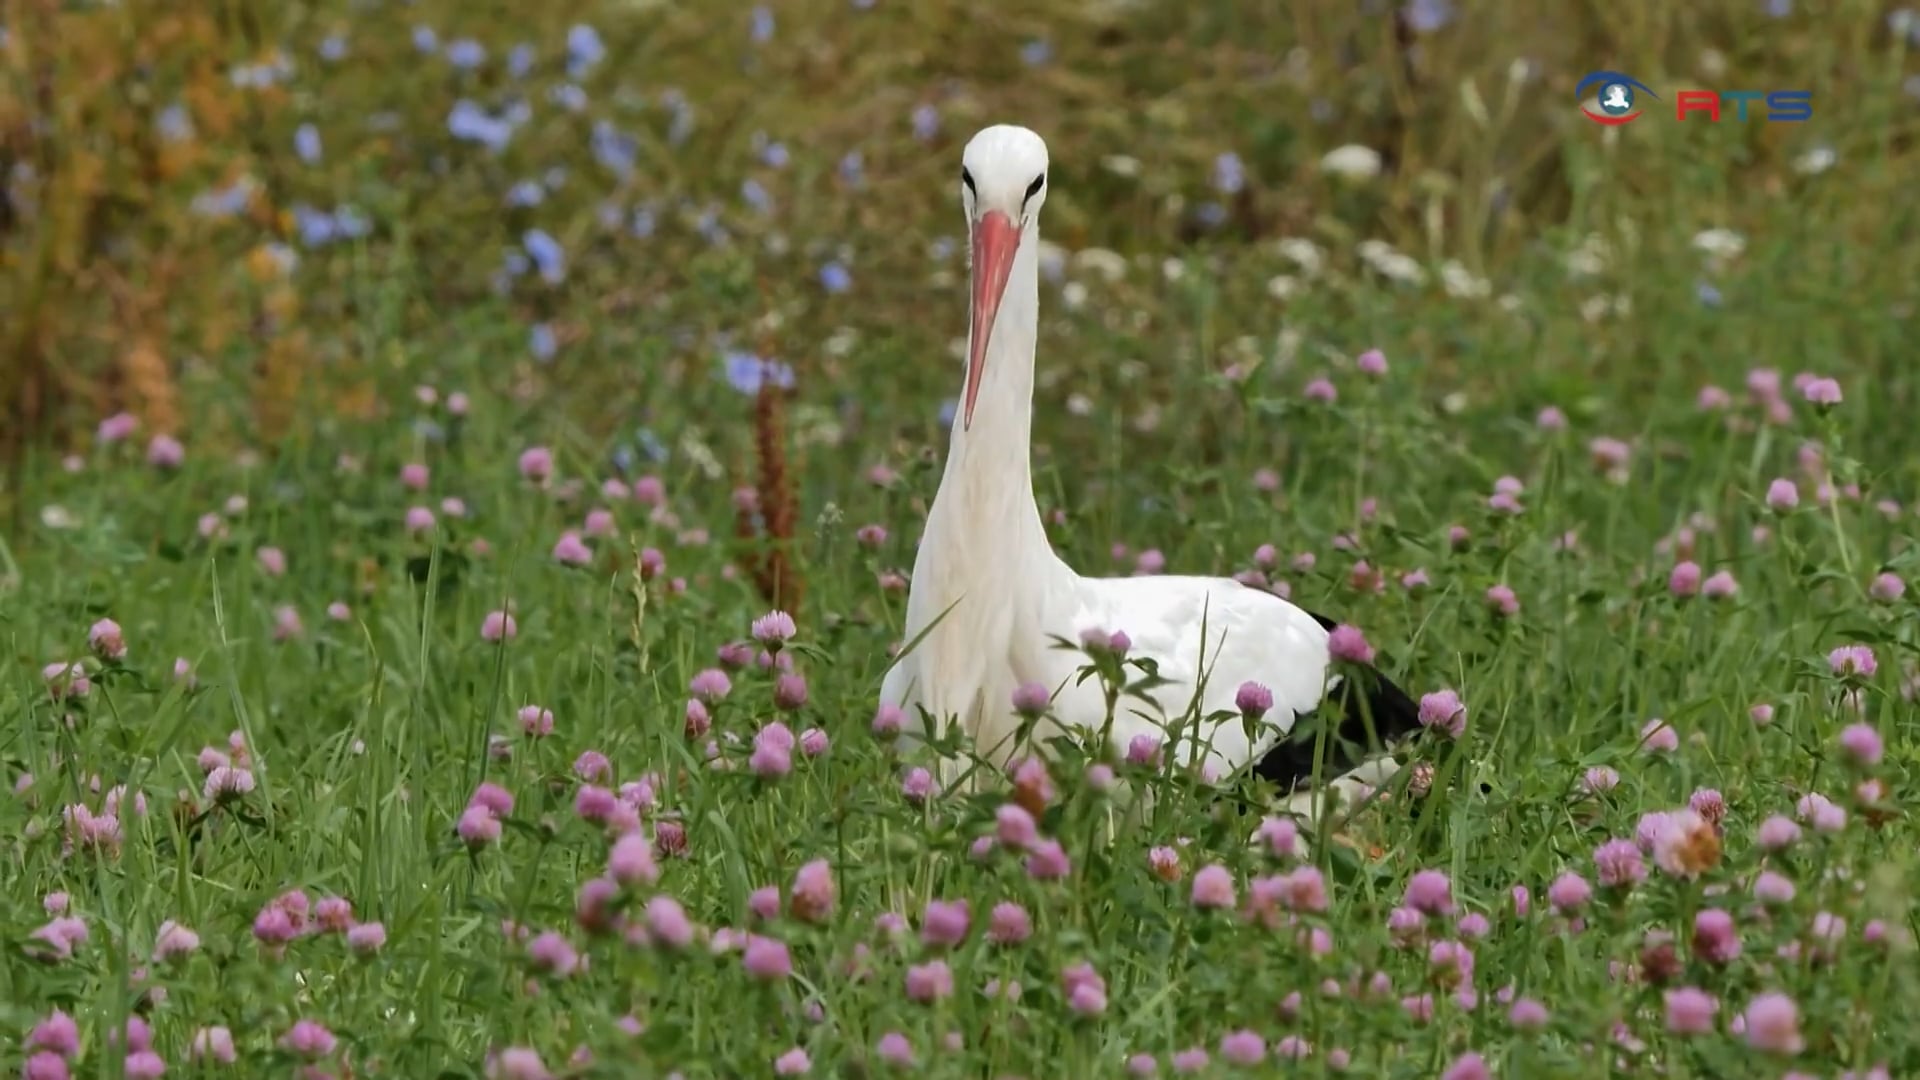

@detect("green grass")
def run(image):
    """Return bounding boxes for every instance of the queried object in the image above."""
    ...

[4,1,1920,1077]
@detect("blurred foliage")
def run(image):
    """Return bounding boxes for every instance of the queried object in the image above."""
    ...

[2,0,1919,465]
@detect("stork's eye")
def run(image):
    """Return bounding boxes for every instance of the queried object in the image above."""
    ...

[961,168,977,194]
[1023,173,1046,205]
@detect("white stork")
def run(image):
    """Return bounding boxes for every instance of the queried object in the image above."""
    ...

[880,124,1419,817]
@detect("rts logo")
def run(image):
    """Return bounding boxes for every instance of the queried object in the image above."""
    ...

[1577,70,1813,125]
[1577,71,1659,125]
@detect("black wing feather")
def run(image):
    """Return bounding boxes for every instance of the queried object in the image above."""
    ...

[1250,608,1425,793]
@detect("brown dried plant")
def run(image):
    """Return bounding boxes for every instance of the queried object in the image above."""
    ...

[731,316,805,620]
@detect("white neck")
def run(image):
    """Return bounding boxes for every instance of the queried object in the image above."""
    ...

[930,219,1053,568]
[895,217,1069,762]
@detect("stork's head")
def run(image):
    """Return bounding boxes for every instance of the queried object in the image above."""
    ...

[958,125,1049,431]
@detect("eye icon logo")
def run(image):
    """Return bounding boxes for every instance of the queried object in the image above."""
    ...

[1577,71,1659,125]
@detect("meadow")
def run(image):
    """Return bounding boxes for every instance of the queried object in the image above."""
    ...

[4,1,1920,1077]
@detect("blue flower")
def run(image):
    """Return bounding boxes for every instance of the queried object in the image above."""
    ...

[506,180,545,208]
[294,205,336,247]
[263,243,299,273]
[912,104,939,141]
[636,428,669,462]
[333,206,369,239]
[156,103,194,142]
[293,205,368,245]
[1021,39,1053,66]
[819,262,852,294]
[1212,152,1245,195]
[294,123,322,165]
[190,176,256,218]
[610,445,636,474]
[750,6,775,42]
[741,179,773,215]
[318,34,348,61]
[447,100,515,152]
[508,43,535,79]
[669,107,696,144]
[723,352,795,395]
[1403,0,1454,32]
[760,141,789,169]
[445,39,486,68]
[664,92,696,144]
[230,59,291,90]
[838,151,864,187]
[412,25,439,54]
[523,229,566,284]
[592,121,638,178]
[1195,202,1228,228]
[1695,281,1724,308]
[493,251,525,294]
[567,24,605,77]
[530,322,558,361]
[550,84,589,112]
[631,206,656,239]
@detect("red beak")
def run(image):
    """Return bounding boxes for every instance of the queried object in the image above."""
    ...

[965,210,1020,431]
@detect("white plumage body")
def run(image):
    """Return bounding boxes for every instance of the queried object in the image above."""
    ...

[882,558,1334,782]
